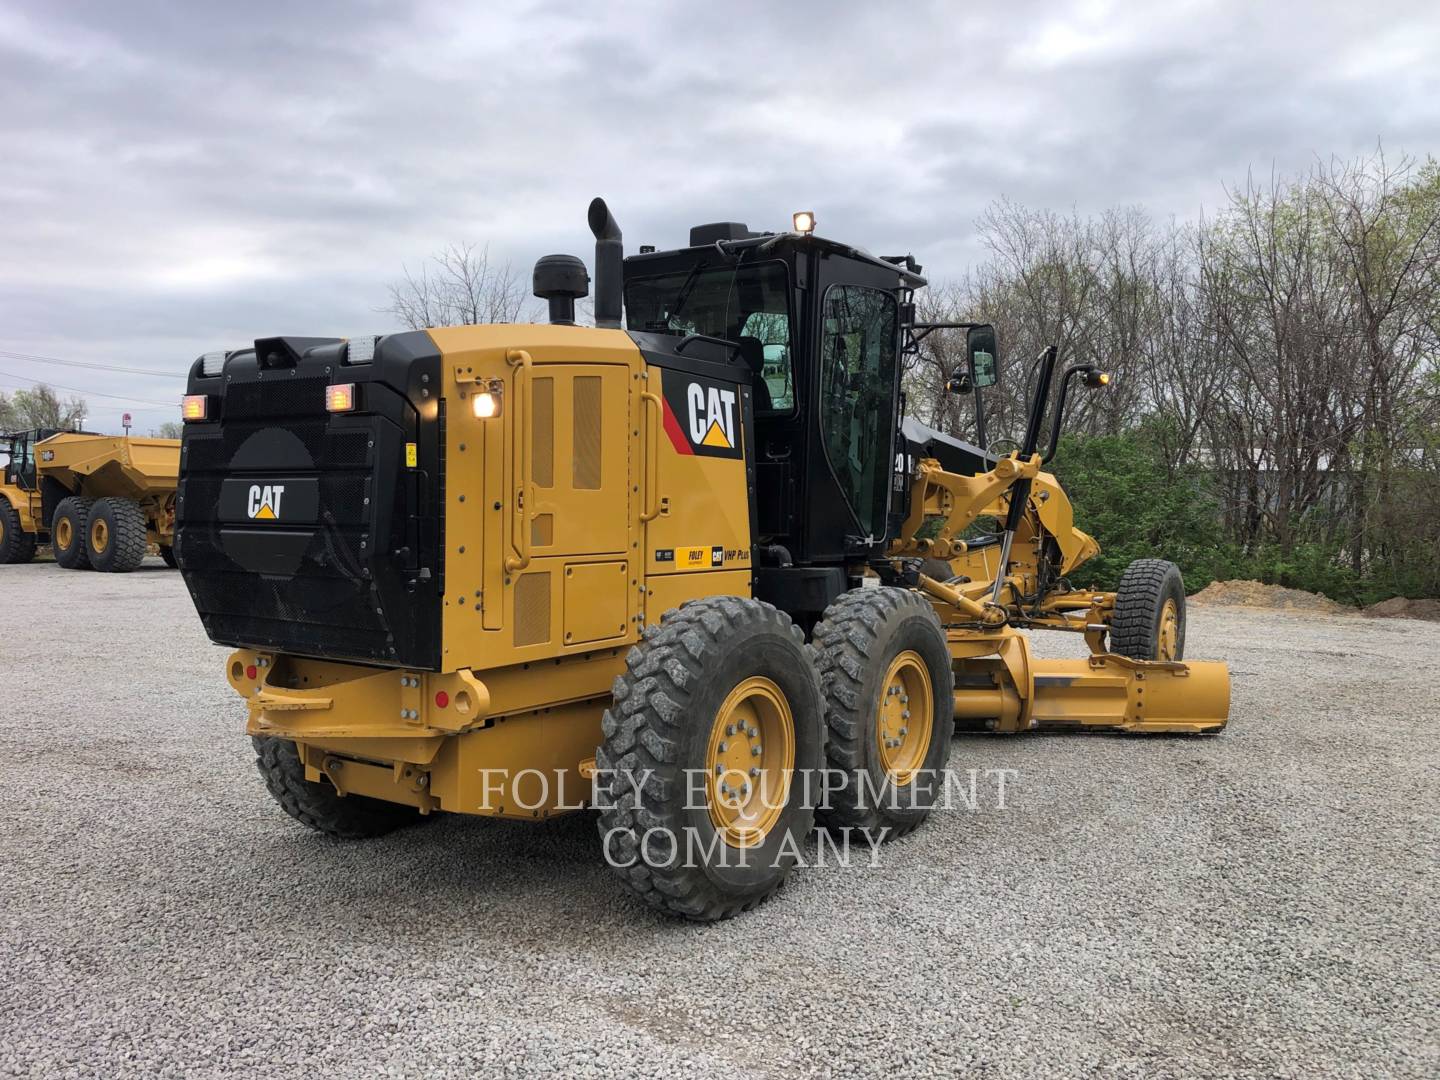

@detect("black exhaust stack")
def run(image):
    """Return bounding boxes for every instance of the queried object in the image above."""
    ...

[588,197,623,329]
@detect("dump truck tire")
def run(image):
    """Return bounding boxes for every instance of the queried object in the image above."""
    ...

[1111,558,1186,661]
[811,586,955,839]
[0,499,36,564]
[51,497,95,569]
[596,596,825,921]
[252,736,429,839]
[159,543,178,568]
[86,497,148,573]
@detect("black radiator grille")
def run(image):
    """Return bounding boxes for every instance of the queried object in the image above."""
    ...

[176,334,443,670]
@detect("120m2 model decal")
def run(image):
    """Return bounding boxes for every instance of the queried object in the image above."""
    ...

[659,370,744,460]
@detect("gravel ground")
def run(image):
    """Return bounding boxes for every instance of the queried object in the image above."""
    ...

[1,562,1436,1079]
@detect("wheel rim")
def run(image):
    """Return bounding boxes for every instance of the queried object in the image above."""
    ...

[705,676,795,848]
[1158,599,1180,661]
[90,516,109,555]
[55,517,72,551]
[875,650,934,786]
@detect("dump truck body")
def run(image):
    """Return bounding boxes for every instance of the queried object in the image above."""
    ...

[0,429,180,570]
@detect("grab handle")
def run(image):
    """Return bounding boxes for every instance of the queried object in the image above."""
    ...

[640,390,662,523]
[505,349,533,572]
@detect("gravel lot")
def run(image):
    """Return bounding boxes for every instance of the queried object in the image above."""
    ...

[1,562,1436,1079]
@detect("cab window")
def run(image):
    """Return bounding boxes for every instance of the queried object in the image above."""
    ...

[625,261,794,414]
[818,285,898,537]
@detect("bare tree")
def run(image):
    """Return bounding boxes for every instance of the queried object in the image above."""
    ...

[384,242,531,330]
[9,385,87,430]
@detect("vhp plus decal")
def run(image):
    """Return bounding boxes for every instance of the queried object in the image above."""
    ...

[659,370,744,460]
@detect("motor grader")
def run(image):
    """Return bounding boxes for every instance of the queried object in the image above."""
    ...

[0,429,180,571]
[176,199,1229,920]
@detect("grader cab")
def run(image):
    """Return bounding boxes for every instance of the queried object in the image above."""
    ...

[177,200,1229,920]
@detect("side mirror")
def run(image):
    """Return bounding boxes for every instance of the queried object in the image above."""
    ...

[966,325,999,388]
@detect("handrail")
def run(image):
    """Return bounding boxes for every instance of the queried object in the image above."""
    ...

[640,391,662,522]
[504,349,533,572]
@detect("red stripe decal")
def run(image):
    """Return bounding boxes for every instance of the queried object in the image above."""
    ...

[661,397,694,455]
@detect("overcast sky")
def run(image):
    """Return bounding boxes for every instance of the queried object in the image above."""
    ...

[2,0,1437,430]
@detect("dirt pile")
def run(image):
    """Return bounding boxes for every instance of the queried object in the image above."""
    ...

[1363,596,1440,621]
[1188,579,1353,614]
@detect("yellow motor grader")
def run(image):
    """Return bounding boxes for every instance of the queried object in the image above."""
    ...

[0,429,180,571]
[176,200,1229,920]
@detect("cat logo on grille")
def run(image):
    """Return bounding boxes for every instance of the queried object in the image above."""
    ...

[247,484,286,520]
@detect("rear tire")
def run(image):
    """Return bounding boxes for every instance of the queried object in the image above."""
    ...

[596,596,825,921]
[0,499,36,564]
[86,497,148,573]
[159,543,178,568]
[1111,559,1186,661]
[51,496,95,569]
[252,736,429,839]
[811,587,955,839]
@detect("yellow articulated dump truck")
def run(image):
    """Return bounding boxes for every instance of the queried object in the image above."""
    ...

[176,199,1230,920]
[0,429,180,571]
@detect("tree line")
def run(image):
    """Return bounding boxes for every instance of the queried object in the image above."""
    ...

[906,148,1440,603]
[0,385,88,432]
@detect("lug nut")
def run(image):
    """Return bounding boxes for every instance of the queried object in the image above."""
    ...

[726,724,736,736]
[718,741,728,753]
[751,745,762,756]
[715,764,724,776]
[749,767,760,778]
[902,710,910,720]
[900,727,908,736]
[747,727,758,738]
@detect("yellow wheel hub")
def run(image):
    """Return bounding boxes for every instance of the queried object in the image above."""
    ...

[1158,598,1180,661]
[875,651,933,786]
[89,517,109,555]
[705,676,794,848]
[55,518,72,551]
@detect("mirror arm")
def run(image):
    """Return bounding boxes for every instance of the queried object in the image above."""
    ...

[1041,365,1092,463]
[1019,346,1059,459]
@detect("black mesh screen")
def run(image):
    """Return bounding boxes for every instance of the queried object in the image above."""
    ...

[177,357,440,669]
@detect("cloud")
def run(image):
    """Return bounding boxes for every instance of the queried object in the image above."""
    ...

[0,0,1436,429]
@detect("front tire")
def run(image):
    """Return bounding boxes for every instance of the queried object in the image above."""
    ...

[0,499,36,564]
[596,596,825,921]
[51,496,95,569]
[86,497,148,573]
[252,736,429,838]
[1111,559,1186,661]
[811,587,955,838]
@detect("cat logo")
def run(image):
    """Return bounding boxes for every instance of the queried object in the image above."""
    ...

[686,382,737,450]
[659,371,744,460]
[247,484,285,520]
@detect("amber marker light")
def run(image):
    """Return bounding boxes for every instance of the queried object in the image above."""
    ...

[325,383,357,413]
[181,395,208,421]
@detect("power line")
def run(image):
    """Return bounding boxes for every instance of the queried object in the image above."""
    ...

[0,348,185,379]
[0,368,176,406]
